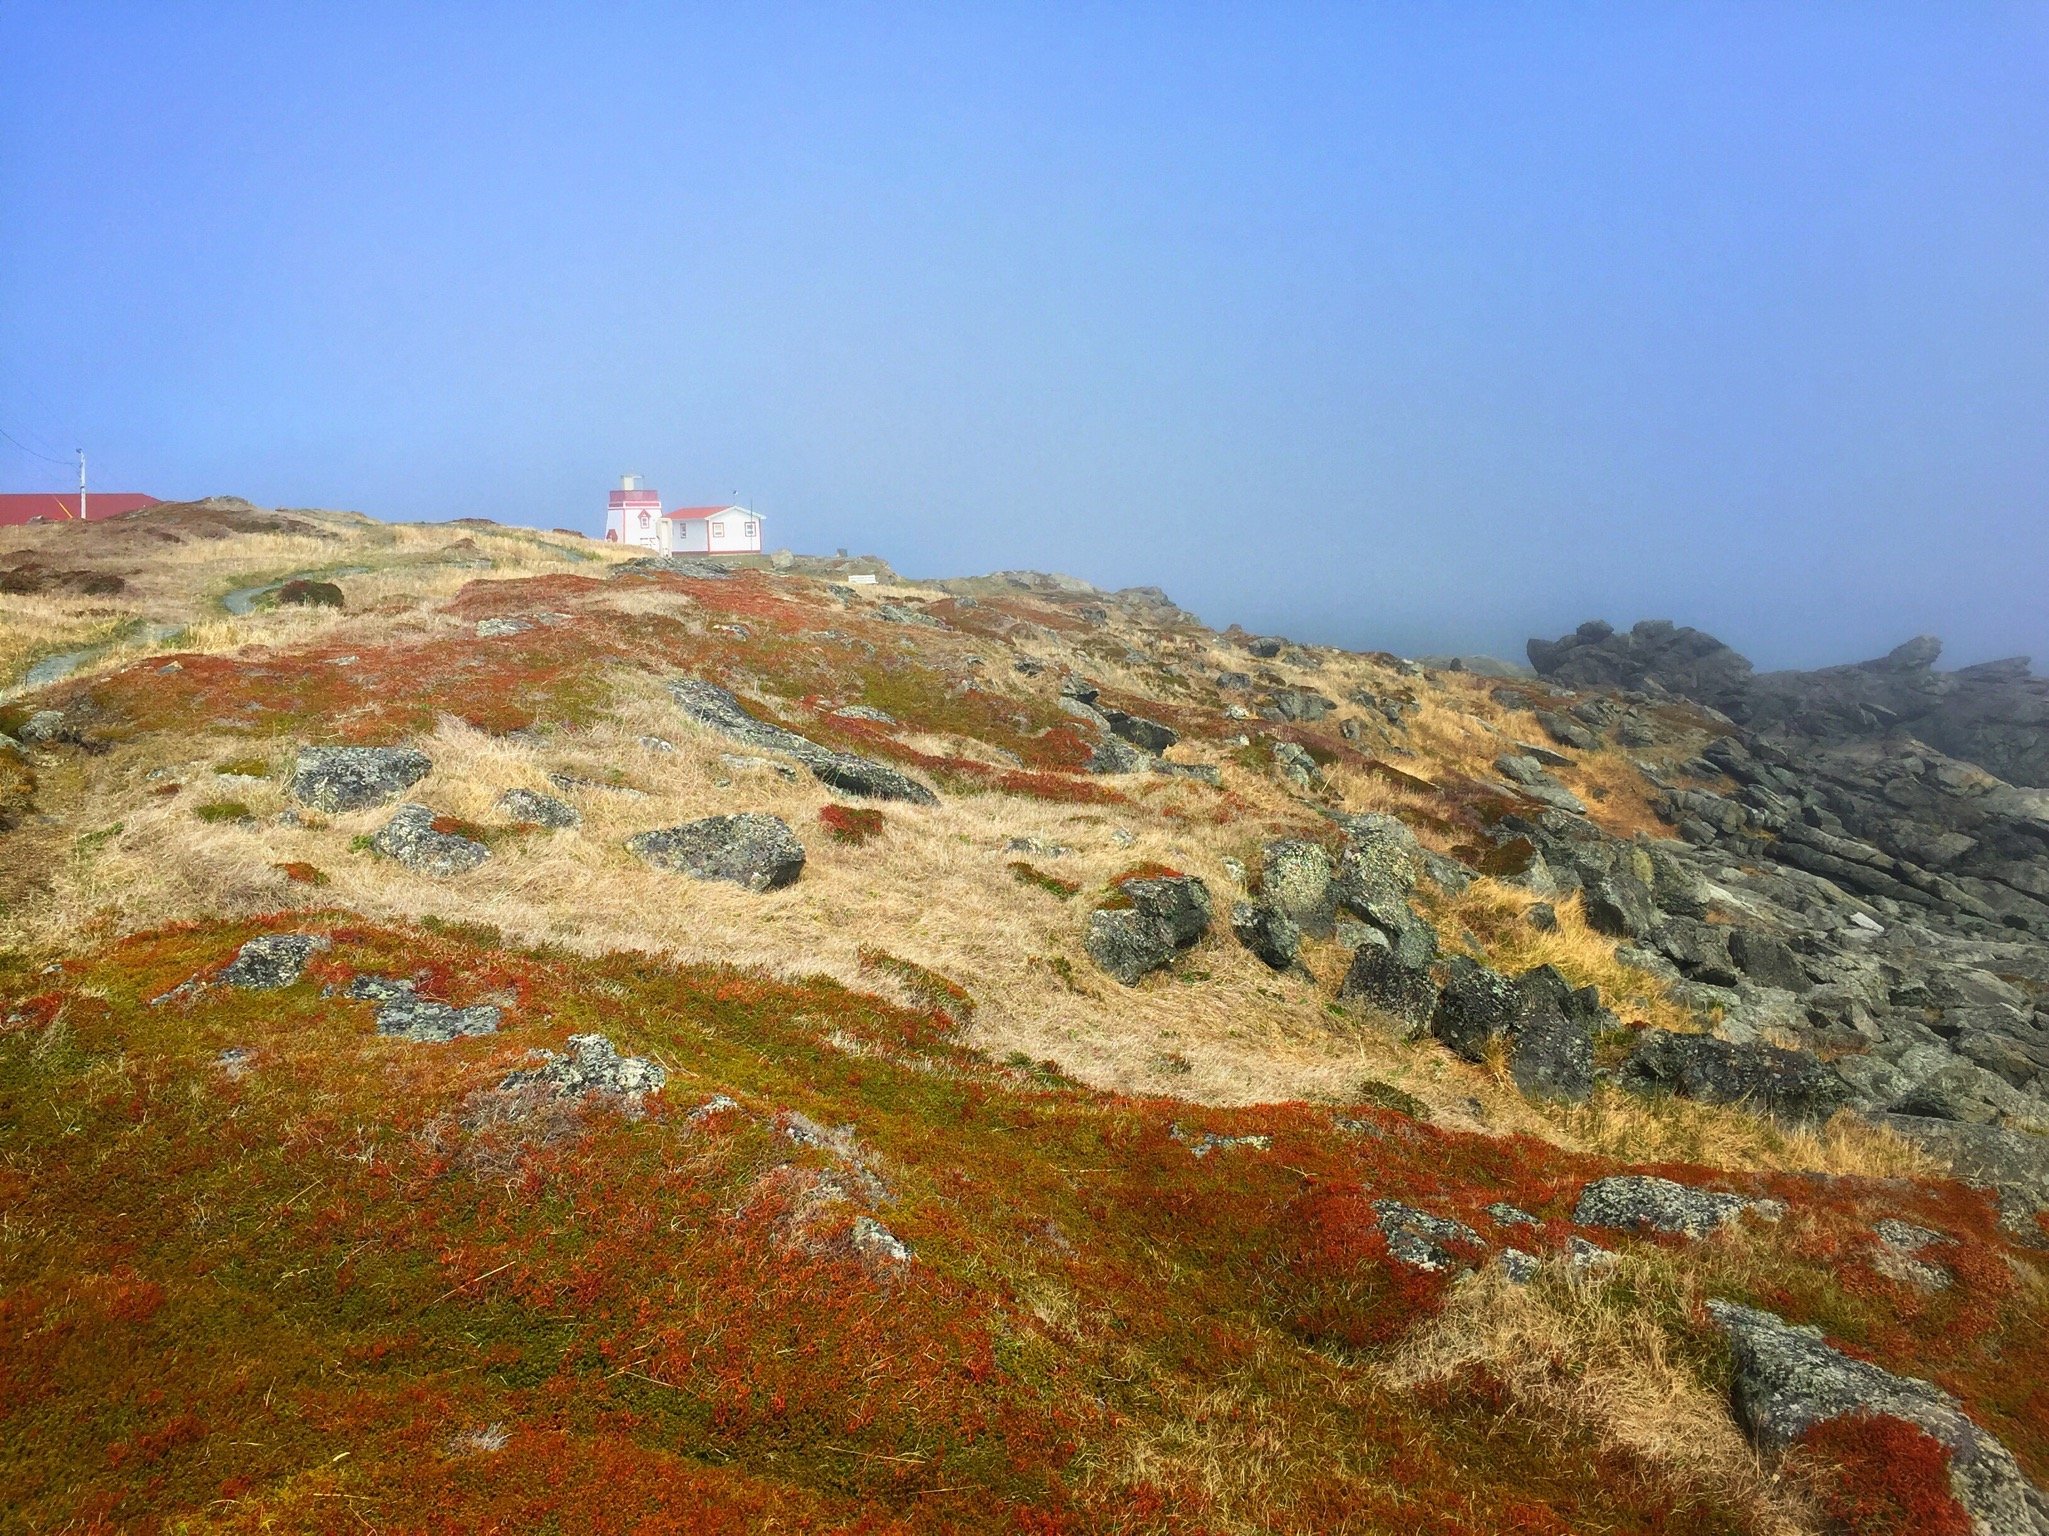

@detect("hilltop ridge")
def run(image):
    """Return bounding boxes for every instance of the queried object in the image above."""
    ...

[2,502,2047,1534]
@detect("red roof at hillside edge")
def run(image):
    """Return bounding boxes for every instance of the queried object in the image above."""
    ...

[663,505,750,521]
[0,493,161,527]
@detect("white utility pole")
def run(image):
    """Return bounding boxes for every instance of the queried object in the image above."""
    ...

[77,449,87,522]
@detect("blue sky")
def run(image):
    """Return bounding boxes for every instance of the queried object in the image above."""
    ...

[3,4,2045,669]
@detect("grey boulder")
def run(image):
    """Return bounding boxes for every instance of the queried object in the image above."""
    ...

[1582,870,1658,939]
[1260,839,1337,938]
[1573,1174,1775,1238]
[1619,1029,1854,1124]
[1338,943,1440,1030]
[627,813,806,891]
[667,679,937,805]
[220,933,329,991]
[371,803,492,876]
[1508,964,1599,1104]
[497,787,580,828]
[1084,875,1213,985]
[1231,900,1301,972]
[1100,706,1178,753]
[1708,1300,2049,1536]
[1430,956,1528,1062]
[290,745,433,812]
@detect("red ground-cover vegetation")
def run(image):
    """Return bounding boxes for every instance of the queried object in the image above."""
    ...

[28,570,1142,816]
[820,804,887,845]
[3,920,2044,1532]
[1800,1415,1974,1536]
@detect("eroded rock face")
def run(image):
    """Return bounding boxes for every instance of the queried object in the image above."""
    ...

[1708,1300,2049,1536]
[372,804,491,876]
[666,679,937,805]
[627,814,806,891]
[1529,619,2049,790]
[289,746,432,812]
[1527,619,1754,704]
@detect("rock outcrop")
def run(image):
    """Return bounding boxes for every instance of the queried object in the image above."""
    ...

[627,814,807,891]
[289,746,432,812]
[1709,1300,2049,1535]
[1085,874,1213,985]
[667,680,938,805]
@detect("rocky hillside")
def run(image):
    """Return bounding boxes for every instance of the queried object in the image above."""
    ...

[2,501,2046,1534]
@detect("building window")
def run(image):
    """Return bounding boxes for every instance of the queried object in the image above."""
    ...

[638,511,650,528]
[745,520,757,538]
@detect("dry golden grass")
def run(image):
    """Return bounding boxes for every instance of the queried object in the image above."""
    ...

[6,512,1927,1183]
[1383,1257,1823,1536]
[12,685,1933,1182]
[1426,879,1698,1033]
[0,599,134,693]
[0,510,623,694]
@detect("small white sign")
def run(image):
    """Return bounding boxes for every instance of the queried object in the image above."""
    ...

[848,573,879,586]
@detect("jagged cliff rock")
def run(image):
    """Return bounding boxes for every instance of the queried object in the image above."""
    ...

[1530,621,2049,788]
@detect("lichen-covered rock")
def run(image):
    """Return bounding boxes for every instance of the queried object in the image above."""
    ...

[1872,1218,1954,1289]
[1619,1029,1854,1123]
[501,1033,666,1096]
[666,679,937,805]
[1726,928,1811,992]
[1084,875,1212,985]
[1375,1199,1485,1272]
[627,814,805,891]
[1430,956,1528,1062]
[1332,814,1424,923]
[497,787,579,828]
[1888,1058,2035,1125]
[1099,706,1178,753]
[350,976,501,1043]
[1084,734,1147,774]
[1508,971,1596,1105]
[1582,870,1658,938]
[1708,1300,2049,1536]
[371,803,491,876]
[1573,1174,1768,1238]
[220,933,329,990]
[1230,900,1300,971]
[290,745,432,812]
[1259,839,1336,938]
[1651,917,1740,986]
[1339,943,1439,1030]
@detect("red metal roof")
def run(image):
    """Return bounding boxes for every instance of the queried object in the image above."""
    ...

[0,493,161,527]
[663,505,751,521]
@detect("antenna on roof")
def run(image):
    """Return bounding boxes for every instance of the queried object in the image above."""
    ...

[77,448,86,523]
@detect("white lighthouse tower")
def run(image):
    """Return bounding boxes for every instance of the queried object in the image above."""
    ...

[604,474,664,550]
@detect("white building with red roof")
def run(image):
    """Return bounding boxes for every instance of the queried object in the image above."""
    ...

[659,504,761,555]
[601,476,763,556]
[603,474,664,549]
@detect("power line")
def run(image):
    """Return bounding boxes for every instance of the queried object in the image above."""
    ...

[0,425,73,467]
